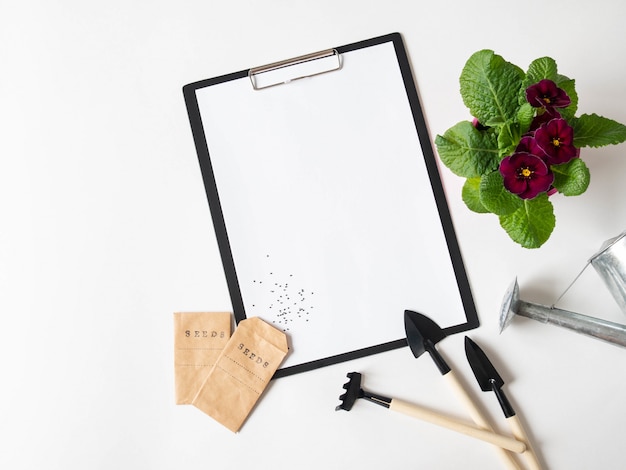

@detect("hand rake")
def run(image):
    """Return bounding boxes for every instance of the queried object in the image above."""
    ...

[336,372,526,454]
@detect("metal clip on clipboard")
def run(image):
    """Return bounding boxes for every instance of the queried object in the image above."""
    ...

[248,49,342,90]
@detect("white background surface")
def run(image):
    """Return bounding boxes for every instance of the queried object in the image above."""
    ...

[2,1,626,469]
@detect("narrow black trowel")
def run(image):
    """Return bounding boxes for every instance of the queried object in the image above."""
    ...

[465,336,543,470]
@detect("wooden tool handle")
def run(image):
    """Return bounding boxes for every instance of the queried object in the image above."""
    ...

[389,398,526,454]
[443,370,492,428]
[508,414,543,470]
[443,370,522,470]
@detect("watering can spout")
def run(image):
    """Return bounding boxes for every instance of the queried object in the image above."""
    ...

[499,278,626,348]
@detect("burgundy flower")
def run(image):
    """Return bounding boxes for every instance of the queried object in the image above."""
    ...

[516,135,546,158]
[534,118,578,164]
[526,79,571,109]
[529,107,561,132]
[499,152,554,199]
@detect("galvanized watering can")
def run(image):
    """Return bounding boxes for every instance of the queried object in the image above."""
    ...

[500,230,626,348]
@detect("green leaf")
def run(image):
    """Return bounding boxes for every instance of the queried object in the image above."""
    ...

[497,122,521,158]
[435,121,500,178]
[460,50,525,126]
[499,194,555,248]
[516,102,535,135]
[525,57,558,86]
[570,113,626,148]
[551,158,590,196]
[462,177,490,213]
[555,76,578,120]
[479,171,523,215]
[527,57,558,82]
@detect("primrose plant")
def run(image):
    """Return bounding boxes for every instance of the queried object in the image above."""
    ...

[435,50,626,248]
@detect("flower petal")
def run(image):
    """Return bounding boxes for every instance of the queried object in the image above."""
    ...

[516,135,547,158]
[504,175,529,195]
[520,171,554,199]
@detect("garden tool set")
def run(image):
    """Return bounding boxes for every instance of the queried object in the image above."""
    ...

[336,310,543,470]
[336,230,626,467]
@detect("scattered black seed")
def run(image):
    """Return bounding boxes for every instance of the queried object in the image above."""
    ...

[252,263,315,328]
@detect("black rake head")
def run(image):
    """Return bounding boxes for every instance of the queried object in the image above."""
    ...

[336,372,363,411]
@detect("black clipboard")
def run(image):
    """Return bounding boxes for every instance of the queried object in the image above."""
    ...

[183,33,478,377]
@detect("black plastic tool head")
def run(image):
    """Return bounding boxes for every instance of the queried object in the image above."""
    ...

[465,337,516,418]
[404,310,451,374]
[464,336,504,391]
[336,372,363,411]
[404,310,447,358]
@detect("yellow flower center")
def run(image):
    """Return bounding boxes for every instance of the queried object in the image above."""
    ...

[521,168,532,178]
[542,97,551,104]
[552,138,561,147]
